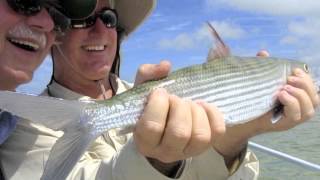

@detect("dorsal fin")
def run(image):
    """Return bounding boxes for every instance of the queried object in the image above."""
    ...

[206,22,231,62]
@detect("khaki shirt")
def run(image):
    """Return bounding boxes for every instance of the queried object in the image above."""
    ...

[0,74,259,180]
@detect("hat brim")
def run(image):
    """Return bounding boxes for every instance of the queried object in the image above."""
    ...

[114,0,156,36]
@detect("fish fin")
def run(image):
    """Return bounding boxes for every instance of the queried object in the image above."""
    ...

[271,103,284,124]
[41,129,94,180]
[0,91,88,130]
[206,21,231,62]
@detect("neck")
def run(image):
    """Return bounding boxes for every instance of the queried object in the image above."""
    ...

[54,75,113,100]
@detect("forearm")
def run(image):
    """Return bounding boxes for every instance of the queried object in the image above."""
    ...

[212,113,271,168]
[213,125,250,168]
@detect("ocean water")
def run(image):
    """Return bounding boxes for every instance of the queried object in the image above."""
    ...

[251,111,320,180]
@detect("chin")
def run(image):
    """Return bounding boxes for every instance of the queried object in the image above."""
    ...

[97,68,111,76]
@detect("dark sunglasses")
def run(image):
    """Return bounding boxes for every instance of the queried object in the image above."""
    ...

[6,0,98,32]
[71,8,118,29]
[6,0,44,16]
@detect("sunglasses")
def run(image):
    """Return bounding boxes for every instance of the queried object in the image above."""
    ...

[6,0,98,32]
[6,0,44,16]
[71,8,118,29]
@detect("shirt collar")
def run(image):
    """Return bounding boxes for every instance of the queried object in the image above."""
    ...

[47,73,130,100]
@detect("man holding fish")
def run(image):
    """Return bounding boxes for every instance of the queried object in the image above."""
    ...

[1,0,319,180]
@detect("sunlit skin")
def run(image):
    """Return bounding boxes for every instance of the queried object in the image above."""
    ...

[52,1,117,99]
[0,0,55,91]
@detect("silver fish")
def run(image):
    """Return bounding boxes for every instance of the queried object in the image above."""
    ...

[0,24,310,179]
[0,56,308,179]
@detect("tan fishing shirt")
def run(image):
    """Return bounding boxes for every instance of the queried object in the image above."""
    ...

[0,74,259,180]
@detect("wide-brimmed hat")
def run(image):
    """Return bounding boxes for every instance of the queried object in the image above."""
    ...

[109,0,156,36]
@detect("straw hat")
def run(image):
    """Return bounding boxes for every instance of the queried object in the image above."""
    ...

[110,0,156,36]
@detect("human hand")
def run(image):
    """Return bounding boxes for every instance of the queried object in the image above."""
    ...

[133,61,225,162]
[262,68,319,132]
[253,50,319,132]
[134,90,225,163]
[133,61,225,176]
[134,60,171,86]
[211,51,319,162]
[210,50,320,169]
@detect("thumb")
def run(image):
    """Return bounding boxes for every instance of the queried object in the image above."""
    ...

[256,50,270,57]
[134,60,171,86]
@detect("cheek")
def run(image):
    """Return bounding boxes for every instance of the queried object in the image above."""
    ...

[109,31,118,56]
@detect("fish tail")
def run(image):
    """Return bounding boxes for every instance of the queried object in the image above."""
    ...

[41,129,94,180]
[0,91,87,130]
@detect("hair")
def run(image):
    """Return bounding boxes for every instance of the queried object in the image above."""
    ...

[110,26,125,77]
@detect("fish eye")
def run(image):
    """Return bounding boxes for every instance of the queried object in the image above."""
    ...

[303,64,309,73]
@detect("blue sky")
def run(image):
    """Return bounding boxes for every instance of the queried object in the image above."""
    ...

[18,0,320,94]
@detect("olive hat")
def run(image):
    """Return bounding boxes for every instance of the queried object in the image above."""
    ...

[109,0,156,36]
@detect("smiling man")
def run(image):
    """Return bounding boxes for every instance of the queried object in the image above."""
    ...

[0,0,97,145]
[0,0,56,145]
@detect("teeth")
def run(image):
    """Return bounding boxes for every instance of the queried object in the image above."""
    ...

[84,45,105,51]
[9,38,39,50]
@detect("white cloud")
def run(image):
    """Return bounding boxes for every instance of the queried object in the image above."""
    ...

[164,22,191,32]
[207,21,246,39]
[280,36,299,45]
[158,33,194,50]
[206,0,320,17]
[281,18,320,64]
[287,19,320,39]
[158,21,246,50]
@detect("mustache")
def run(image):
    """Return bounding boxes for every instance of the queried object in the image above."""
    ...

[8,23,47,49]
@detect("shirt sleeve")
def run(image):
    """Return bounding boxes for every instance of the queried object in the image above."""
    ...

[228,150,259,180]
[0,110,17,144]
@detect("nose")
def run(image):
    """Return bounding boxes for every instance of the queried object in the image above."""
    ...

[25,8,55,32]
[91,18,108,33]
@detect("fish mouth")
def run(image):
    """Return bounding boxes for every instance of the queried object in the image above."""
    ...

[82,45,106,52]
[7,37,40,52]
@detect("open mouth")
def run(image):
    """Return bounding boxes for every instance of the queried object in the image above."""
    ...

[7,38,39,52]
[83,45,106,52]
